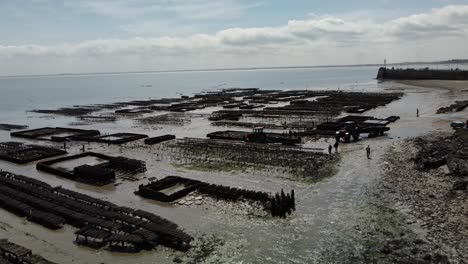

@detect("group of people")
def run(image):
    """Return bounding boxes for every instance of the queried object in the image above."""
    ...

[326,108,422,159]
[328,142,339,155]
[328,142,371,159]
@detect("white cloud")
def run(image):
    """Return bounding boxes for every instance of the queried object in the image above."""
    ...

[216,27,293,46]
[1,5,468,75]
[387,5,468,38]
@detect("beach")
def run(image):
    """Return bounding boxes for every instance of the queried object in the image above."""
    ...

[0,72,467,263]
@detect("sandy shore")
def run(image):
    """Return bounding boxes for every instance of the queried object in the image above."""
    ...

[394,80,468,92]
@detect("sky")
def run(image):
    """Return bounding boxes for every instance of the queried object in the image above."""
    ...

[1,0,468,75]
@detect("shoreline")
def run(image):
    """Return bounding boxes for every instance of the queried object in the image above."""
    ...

[393,80,468,92]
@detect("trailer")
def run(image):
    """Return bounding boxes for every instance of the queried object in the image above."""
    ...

[207,128,301,145]
[313,115,399,143]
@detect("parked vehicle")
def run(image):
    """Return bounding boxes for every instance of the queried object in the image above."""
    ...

[451,121,465,129]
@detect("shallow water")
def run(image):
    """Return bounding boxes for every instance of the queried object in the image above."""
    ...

[0,67,467,263]
[52,156,105,171]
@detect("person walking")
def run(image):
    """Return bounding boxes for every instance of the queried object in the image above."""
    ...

[417,108,419,118]
[366,145,371,159]
[334,141,339,153]
[328,144,333,155]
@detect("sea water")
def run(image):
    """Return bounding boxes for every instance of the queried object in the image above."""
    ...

[1,64,464,123]
[0,66,379,121]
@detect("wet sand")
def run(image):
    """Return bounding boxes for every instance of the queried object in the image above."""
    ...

[0,81,467,263]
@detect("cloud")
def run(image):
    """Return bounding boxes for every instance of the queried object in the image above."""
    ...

[1,5,468,74]
[387,5,468,38]
[72,0,261,20]
[216,27,293,46]
[288,16,371,43]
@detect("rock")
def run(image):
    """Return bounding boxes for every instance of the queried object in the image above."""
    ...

[439,165,450,175]
[406,257,428,264]
[423,254,432,261]
[195,200,202,205]
[452,180,468,190]
[415,239,426,246]
[178,199,186,205]
[433,253,450,263]
[381,245,392,254]
[195,196,203,200]
[185,201,193,206]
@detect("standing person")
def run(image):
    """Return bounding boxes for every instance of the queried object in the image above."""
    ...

[328,144,333,155]
[334,141,339,153]
[417,108,419,118]
[366,145,371,159]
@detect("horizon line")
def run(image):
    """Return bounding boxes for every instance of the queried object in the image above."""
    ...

[2,59,467,79]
